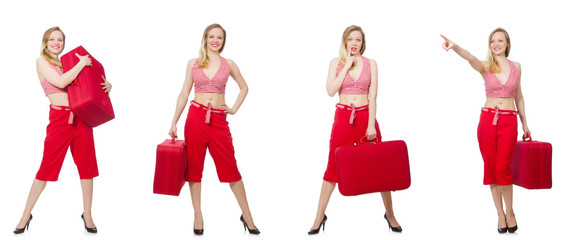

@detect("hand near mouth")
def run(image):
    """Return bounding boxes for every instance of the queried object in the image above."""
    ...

[346,50,355,66]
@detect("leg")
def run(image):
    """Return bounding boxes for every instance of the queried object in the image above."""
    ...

[80,179,96,228]
[189,182,203,230]
[490,184,507,228]
[380,191,401,227]
[311,180,336,229]
[16,179,47,228]
[495,115,518,228]
[184,107,209,228]
[499,185,516,227]
[229,180,257,229]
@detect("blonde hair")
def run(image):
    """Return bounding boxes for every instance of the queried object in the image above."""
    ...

[338,25,366,68]
[197,23,226,68]
[40,26,65,68]
[486,28,511,73]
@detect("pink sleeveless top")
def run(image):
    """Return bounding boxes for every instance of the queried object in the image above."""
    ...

[41,64,67,96]
[192,57,230,94]
[337,56,371,95]
[484,60,519,98]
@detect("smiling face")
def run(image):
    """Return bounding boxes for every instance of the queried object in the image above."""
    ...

[488,29,510,57]
[346,30,363,56]
[206,27,225,53]
[47,30,65,56]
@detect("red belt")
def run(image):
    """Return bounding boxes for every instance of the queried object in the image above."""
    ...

[191,101,224,124]
[481,105,518,125]
[336,103,368,125]
[51,105,74,124]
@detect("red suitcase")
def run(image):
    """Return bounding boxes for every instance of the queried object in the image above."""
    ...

[335,138,411,196]
[154,138,187,196]
[61,46,115,127]
[511,136,552,189]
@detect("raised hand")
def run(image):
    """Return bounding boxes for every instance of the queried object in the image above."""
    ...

[440,34,456,51]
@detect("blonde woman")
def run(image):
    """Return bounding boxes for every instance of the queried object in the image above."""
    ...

[14,26,111,234]
[308,25,402,235]
[441,28,530,233]
[168,23,259,235]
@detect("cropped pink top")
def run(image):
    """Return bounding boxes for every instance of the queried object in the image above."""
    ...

[192,57,230,94]
[337,56,371,95]
[41,64,67,96]
[484,60,519,98]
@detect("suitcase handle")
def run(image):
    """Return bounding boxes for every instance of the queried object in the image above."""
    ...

[358,136,381,144]
[522,134,532,142]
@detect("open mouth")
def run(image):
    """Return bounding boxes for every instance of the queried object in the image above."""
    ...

[351,47,357,51]
[211,44,219,48]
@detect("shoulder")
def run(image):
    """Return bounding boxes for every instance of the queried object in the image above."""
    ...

[225,58,236,67]
[330,58,340,67]
[36,57,48,66]
[481,60,490,72]
[512,60,521,71]
[367,58,377,66]
[187,58,198,66]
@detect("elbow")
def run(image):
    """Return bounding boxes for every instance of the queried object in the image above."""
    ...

[327,90,336,97]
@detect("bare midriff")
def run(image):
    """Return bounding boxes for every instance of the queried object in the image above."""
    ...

[339,94,369,107]
[194,93,226,108]
[484,97,515,110]
[46,92,70,106]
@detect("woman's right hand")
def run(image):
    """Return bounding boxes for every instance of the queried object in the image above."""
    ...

[440,34,456,51]
[75,53,92,67]
[345,51,355,68]
[169,125,177,139]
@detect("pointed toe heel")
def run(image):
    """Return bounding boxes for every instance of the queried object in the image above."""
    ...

[308,214,327,235]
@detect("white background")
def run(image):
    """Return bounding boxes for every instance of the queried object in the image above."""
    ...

[1,0,569,239]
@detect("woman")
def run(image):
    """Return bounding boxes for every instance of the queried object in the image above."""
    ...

[168,23,259,235]
[308,25,402,235]
[441,28,530,233]
[14,26,111,234]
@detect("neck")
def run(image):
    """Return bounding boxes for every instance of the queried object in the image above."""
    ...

[495,54,507,62]
[207,50,219,59]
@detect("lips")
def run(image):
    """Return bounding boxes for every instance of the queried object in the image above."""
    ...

[351,47,357,51]
[211,44,219,48]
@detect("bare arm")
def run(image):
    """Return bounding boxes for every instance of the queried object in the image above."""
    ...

[326,57,353,97]
[221,59,248,115]
[366,59,379,141]
[36,54,91,88]
[441,34,486,75]
[513,62,531,138]
[169,59,195,139]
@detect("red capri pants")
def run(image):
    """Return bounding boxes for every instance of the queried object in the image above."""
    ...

[323,103,381,183]
[184,101,242,183]
[35,105,98,181]
[477,106,518,185]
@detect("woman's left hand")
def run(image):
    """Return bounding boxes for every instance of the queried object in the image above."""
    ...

[522,125,531,140]
[365,126,377,141]
[220,104,236,115]
[101,75,112,93]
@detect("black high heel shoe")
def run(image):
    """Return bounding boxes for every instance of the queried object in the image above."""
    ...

[308,214,327,235]
[498,218,508,233]
[384,213,402,232]
[81,213,98,233]
[13,214,33,234]
[507,213,518,233]
[240,215,260,235]
[193,228,204,235]
[194,221,204,235]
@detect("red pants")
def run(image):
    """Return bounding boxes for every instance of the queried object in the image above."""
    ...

[184,101,242,183]
[36,105,98,181]
[323,104,381,183]
[477,107,518,185]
